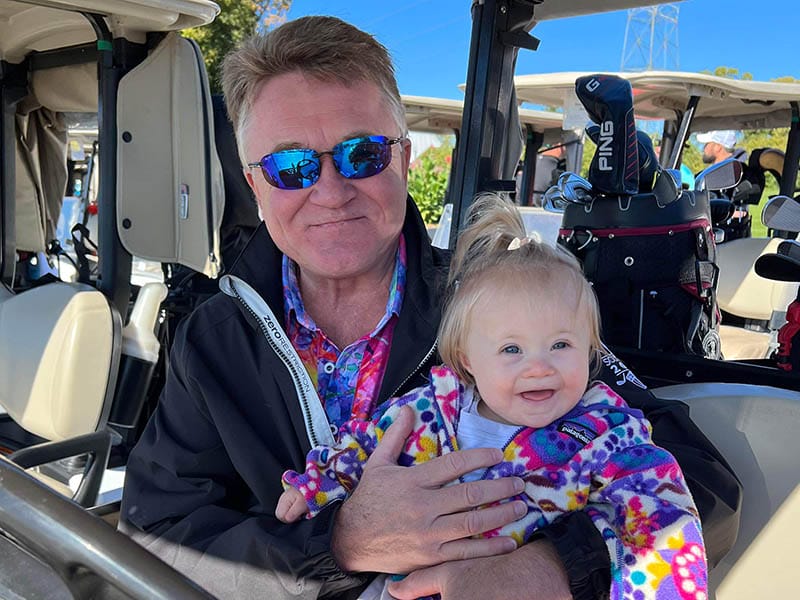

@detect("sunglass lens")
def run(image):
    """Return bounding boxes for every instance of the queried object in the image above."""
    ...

[336,136,392,179]
[261,150,319,189]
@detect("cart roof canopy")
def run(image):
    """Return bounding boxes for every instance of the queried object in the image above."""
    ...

[514,70,800,132]
[402,94,564,143]
[0,0,219,62]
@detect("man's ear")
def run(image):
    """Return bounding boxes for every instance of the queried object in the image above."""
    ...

[244,169,257,192]
[243,170,266,221]
[401,138,412,178]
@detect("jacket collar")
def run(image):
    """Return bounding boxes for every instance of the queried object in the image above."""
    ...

[225,196,446,401]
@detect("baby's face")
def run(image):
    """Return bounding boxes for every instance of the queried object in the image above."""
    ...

[461,289,592,428]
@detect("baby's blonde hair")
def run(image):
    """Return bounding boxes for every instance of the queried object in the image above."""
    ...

[438,194,604,385]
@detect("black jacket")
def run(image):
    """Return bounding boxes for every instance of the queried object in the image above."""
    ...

[120,198,741,599]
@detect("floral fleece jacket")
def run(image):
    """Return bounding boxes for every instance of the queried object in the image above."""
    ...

[283,365,708,600]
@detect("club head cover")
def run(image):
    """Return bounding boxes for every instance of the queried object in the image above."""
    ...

[586,126,657,193]
[709,198,735,226]
[755,240,800,282]
[636,130,659,193]
[575,74,639,195]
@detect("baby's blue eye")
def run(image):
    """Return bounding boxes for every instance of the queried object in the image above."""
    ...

[502,345,521,354]
[552,341,569,350]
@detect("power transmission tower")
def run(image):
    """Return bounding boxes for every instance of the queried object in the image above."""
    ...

[621,4,680,72]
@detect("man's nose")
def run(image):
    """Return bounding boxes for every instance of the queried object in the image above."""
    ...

[308,155,356,208]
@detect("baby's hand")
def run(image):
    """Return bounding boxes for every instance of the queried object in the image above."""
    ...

[276,487,309,523]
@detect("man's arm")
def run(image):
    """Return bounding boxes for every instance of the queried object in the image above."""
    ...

[595,355,742,566]
[119,332,366,600]
[632,393,742,566]
[389,540,572,600]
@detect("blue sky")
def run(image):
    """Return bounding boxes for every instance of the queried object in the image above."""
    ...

[286,1,798,101]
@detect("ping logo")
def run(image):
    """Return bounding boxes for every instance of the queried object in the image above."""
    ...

[597,121,613,171]
[585,78,601,92]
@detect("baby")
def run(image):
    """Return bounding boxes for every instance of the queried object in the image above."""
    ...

[278,194,707,600]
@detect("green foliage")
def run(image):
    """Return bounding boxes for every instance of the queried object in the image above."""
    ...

[408,143,453,224]
[579,137,595,179]
[183,1,258,93]
[703,66,753,80]
[681,142,703,176]
[183,1,291,94]
[772,76,800,83]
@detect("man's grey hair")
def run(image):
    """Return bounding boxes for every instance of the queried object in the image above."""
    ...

[221,16,407,164]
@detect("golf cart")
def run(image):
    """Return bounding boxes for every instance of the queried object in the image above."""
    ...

[401,93,580,247]
[1,0,224,596]
[0,1,797,599]
[509,68,800,600]
[514,70,800,362]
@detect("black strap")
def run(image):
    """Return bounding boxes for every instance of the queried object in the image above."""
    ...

[71,223,98,284]
[534,511,611,600]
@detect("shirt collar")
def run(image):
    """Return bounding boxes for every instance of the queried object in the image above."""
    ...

[283,234,407,336]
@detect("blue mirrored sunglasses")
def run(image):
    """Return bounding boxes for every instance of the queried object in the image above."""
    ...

[247,135,406,190]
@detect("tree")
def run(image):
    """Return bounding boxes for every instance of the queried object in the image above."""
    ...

[256,0,291,31]
[408,142,453,224]
[702,66,754,80]
[183,1,292,94]
[772,76,800,84]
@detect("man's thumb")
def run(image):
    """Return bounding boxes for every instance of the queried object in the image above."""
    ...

[387,568,441,599]
[369,405,414,466]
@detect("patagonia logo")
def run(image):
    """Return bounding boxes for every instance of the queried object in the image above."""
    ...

[558,421,597,445]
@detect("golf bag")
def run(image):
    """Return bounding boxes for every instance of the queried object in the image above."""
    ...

[776,299,800,371]
[558,75,721,358]
[754,239,800,371]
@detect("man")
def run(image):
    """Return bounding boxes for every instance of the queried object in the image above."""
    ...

[697,130,753,239]
[697,130,747,165]
[120,16,741,600]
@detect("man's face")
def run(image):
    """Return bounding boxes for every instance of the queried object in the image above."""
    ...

[702,142,717,164]
[242,72,410,282]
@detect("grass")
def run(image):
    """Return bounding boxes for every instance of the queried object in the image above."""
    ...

[749,177,782,238]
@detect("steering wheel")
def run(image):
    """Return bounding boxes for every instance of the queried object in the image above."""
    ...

[0,455,214,599]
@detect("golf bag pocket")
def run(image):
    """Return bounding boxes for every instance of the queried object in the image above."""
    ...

[560,192,721,358]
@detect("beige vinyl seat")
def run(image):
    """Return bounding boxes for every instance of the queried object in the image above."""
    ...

[653,383,800,600]
[715,237,798,360]
[0,282,121,506]
[0,26,220,511]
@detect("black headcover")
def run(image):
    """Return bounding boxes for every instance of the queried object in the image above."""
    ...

[575,74,639,195]
[587,126,658,193]
[755,240,800,282]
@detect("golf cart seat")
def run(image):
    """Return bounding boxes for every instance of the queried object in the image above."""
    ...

[0,281,122,506]
[116,32,223,278]
[652,383,800,600]
[716,237,798,360]
[739,147,785,204]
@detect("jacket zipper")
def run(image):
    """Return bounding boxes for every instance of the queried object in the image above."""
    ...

[388,341,438,400]
[228,281,329,447]
[456,421,526,484]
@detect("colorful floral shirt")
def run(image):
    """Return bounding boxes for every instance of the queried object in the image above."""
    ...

[283,365,707,600]
[283,236,407,427]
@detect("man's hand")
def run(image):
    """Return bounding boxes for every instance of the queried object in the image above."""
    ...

[387,538,572,600]
[275,487,308,523]
[331,406,526,574]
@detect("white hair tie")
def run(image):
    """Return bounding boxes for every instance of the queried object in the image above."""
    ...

[507,236,531,250]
